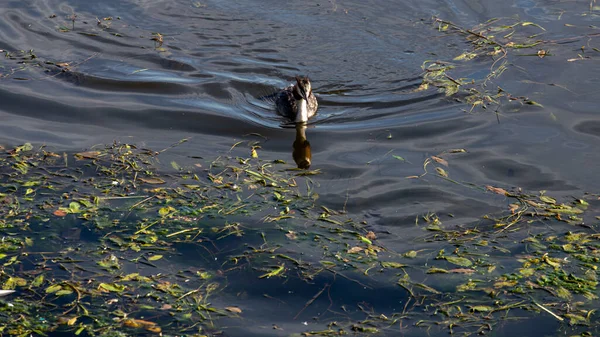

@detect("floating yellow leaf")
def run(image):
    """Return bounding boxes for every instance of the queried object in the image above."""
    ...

[158,207,171,216]
[55,289,73,296]
[435,167,448,177]
[122,318,161,333]
[471,305,493,312]
[4,277,26,288]
[259,264,285,278]
[67,316,78,326]
[448,268,476,274]
[148,255,163,261]
[519,268,535,277]
[46,284,62,293]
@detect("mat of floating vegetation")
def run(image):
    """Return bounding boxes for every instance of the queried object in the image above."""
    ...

[0,142,599,336]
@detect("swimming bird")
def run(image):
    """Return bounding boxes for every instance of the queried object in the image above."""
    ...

[275,76,318,123]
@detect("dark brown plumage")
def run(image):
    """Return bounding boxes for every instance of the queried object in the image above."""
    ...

[275,76,318,123]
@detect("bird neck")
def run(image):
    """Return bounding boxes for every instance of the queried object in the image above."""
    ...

[295,99,308,123]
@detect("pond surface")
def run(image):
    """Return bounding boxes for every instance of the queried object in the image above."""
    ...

[1,0,600,336]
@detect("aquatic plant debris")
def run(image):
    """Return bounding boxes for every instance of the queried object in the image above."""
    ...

[1,140,600,336]
[419,16,597,115]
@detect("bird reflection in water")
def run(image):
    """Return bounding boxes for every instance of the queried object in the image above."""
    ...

[292,123,311,169]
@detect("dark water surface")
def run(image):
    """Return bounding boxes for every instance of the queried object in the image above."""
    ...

[2,0,600,336]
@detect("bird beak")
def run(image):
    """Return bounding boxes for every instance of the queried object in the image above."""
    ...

[0,290,15,297]
[299,89,308,100]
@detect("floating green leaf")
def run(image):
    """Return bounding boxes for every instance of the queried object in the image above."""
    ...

[471,305,493,312]
[381,262,407,269]
[540,195,556,204]
[45,284,62,294]
[445,256,473,267]
[359,236,372,245]
[98,282,126,293]
[69,201,81,213]
[31,275,44,287]
[403,250,418,258]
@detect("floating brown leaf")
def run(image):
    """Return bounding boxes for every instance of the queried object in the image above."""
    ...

[53,209,67,217]
[431,156,448,167]
[138,177,166,185]
[525,200,543,208]
[225,306,242,314]
[365,231,377,240]
[74,151,101,160]
[486,185,508,195]
[347,247,364,254]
